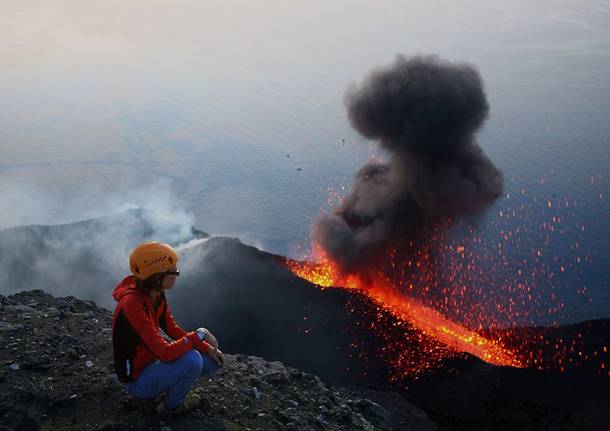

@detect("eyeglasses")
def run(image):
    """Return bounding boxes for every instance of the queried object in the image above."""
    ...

[166,270,180,277]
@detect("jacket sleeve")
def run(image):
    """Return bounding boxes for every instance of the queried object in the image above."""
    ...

[160,300,188,340]
[193,337,212,354]
[122,297,198,362]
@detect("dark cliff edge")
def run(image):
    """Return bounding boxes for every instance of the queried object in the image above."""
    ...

[1,211,609,430]
[0,289,434,431]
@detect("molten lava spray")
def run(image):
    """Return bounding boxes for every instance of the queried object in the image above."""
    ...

[286,55,610,381]
[287,255,523,372]
[287,54,523,379]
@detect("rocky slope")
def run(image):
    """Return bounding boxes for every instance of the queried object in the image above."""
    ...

[2,212,610,430]
[0,290,435,431]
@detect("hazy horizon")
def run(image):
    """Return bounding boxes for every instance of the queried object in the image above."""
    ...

[1,0,609,323]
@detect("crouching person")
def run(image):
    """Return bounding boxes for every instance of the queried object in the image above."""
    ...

[112,241,224,418]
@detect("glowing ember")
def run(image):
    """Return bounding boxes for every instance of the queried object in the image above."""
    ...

[286,254,525,374]
[284,167,608,381]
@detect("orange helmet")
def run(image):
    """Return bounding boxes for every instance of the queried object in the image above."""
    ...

[129,241,179,280]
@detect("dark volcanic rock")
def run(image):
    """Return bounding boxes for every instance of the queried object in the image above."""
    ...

[0,210,428,387]
[0,213,439,387]
[0,290,434,430]
[400,355,610,431]
[164,236,446,387]
[2,214,610,430]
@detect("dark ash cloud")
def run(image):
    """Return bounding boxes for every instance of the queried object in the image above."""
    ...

[313,54,503,273]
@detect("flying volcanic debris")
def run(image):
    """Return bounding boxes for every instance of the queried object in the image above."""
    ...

[312,54,503,275]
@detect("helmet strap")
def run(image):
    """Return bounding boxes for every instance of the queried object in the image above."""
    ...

[155,273,168,292]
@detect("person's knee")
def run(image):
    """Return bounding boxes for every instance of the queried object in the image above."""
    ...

[181,350,203,376]
[199,352,222,377]
[203,365,221,377]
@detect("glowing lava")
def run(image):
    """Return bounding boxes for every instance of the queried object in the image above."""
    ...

[282,170,609,381]
[286,254,524,370]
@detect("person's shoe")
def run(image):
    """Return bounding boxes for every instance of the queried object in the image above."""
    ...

[183,390,202,412]
[156,391,201,419]
[156,401,183,420]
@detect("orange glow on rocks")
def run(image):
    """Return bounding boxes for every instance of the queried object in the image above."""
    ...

[285,252,525,378]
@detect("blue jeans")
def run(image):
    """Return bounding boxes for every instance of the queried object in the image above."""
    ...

[122,350,220,410]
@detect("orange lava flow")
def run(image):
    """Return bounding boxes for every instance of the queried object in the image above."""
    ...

[286,257,525,369]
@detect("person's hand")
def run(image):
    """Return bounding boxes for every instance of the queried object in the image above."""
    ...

[192,336,223,367]
[208,345,224,368]
[196,327,219,349]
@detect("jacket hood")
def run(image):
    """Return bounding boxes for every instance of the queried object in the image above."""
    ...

[112,275,138,302]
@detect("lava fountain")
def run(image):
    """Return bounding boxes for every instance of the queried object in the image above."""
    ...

[282,54,609,381]
[284,248,525,378]
[283,54,543,379]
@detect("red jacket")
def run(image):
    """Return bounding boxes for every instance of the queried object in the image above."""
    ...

[111,275,210,382]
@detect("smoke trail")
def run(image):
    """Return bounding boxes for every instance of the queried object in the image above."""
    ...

[0,178,203,307]
[313,54,503,273]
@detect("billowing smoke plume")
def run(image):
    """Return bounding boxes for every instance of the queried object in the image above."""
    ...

[313,54,503,272]
[0,178,201,307]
